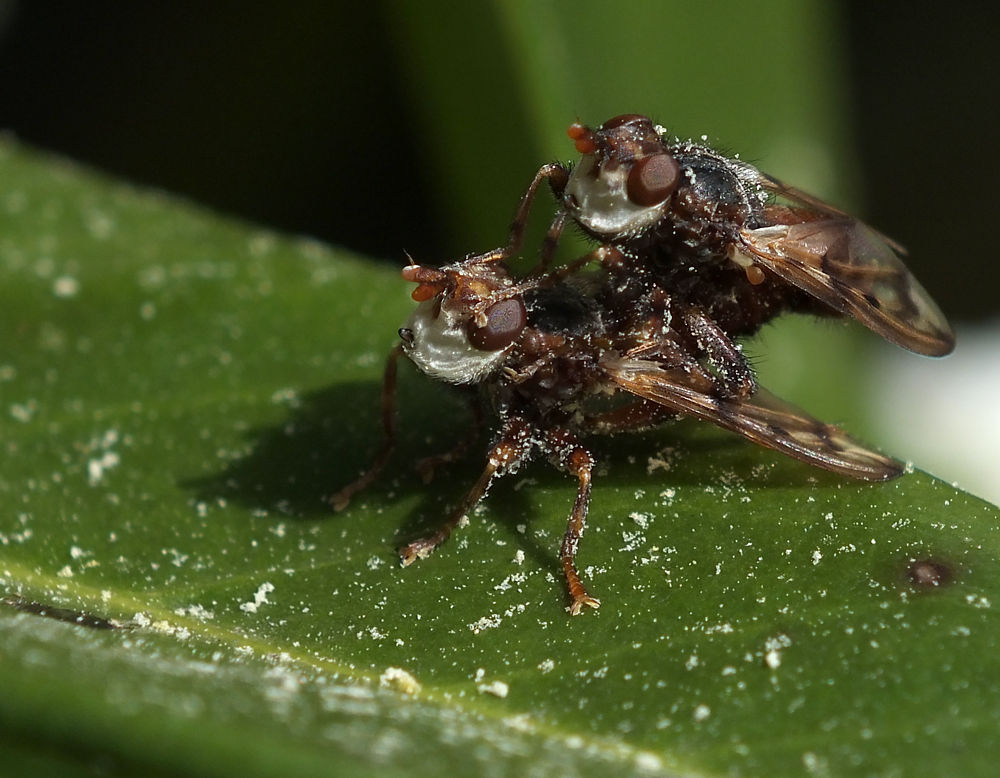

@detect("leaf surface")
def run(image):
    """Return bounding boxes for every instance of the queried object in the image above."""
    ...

[1,141,998,778]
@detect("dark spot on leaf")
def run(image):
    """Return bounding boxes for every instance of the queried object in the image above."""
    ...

[906,558,952,589]
[1,594,120,629]
[864,293,881,309]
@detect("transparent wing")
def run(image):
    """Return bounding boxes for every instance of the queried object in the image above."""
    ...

[738,214,955,356]
[758,173,906,253]
[601,356,904,481]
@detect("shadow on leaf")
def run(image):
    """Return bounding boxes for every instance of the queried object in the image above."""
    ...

[185,366,861,563]
[185,375,466,516]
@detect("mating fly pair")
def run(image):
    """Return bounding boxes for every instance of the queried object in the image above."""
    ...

[332,114,955,615]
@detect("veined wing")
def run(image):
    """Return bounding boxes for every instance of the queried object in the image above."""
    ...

[757,172,906,254]
[737,214,954,356]
[601,356,904,481]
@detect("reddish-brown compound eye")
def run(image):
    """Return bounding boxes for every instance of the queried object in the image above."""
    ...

[626,153,680,207]
[601,114,649,130]
[467,297,527,351]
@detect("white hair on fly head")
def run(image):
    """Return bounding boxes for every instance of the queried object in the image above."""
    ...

[401,298,510,385]
[563,153,668,240]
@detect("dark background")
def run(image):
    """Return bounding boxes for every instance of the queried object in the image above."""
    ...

[0,2,996,321]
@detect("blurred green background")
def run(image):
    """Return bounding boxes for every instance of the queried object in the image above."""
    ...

[0,1,995,322]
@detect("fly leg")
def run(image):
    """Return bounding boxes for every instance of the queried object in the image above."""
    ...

[503,162,570,261]
[543,427,601,615]
[415,393,484,483]
[585,398,677,435]
[330,344,404,511]
[528,209,571,277]
[400,417,533,565]
[525,244,622,289]
[680,306,756,399]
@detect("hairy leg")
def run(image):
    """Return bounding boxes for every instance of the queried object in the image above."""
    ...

[503,162,570,262]
[415,393,485,483]
[585,398,677,435]
[330,344,404,511]
[400,417,534,565]
[543,427,601,615]
[527,209,570,277]
[680,306,756,399]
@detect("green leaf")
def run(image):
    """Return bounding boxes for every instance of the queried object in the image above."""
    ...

[2,135,1000,778]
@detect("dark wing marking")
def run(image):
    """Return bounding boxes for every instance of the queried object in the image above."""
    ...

[601,356,904,481]
[737,216,955,356]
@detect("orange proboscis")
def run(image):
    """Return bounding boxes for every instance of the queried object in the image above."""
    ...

[411,283,441,302]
